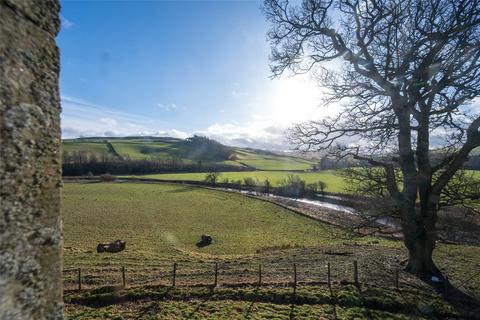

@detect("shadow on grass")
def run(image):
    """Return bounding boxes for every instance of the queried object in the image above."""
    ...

[65,281,479,319]
[328,284,338,320]
[438,279,480,319]
[186,287,215,319]
[244,286,262,319]
[289,303,297,319]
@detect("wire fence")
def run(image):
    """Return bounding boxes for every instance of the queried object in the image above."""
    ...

[62,259,480,301]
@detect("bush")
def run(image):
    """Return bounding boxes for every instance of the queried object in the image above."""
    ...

[264,178,271,194]
[204,172,221,184]
[243,177,257,187]
[306,181,328,195]
[278,174,306,197]
[99,173,117,182]
[317,181,327,194]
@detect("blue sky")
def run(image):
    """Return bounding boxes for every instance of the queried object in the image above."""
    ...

[59,0,327,149]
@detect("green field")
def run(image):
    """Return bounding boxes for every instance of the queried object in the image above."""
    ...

[234,149,316,170]
[127,170,347,193]
[63,181,480,319]
[110,140,174,160]
[61,137,317,171]
[63,182,354,268]
[62,140,110,155]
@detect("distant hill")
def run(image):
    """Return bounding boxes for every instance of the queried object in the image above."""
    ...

[62,136,317,171]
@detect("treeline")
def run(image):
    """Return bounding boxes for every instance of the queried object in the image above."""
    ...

[62,157,250,176]
[62,135,242,175]
[310,156,361,171]
[178,135,233,161]
[203,173,328,198]
[310,153,480,171]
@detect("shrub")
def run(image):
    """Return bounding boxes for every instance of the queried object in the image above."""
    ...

[306,183,318,194]
[264,178,271,194]
[243,177,257,187]
[306,181,328,195]
[204,172,221,184]
[317,181,327,194]
[278,174,306,197]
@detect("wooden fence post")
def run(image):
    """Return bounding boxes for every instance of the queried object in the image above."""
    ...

[214,262,218,287]
[258,264,262,286]
[121,266,126,288]
[327,262,331,288]
[444,276,449,297]
[395,269,399,290]
[77,268,82,291]
[293,263,297,294]
[353,260,359,285]
[172,262,177,287]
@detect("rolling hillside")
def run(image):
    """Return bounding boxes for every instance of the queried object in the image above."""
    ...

[62,136,317,171]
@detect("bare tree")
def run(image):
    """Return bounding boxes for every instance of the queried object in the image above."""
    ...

[264,0,480,279]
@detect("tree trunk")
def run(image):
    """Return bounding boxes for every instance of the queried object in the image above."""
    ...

[403,206,441,280]
[1,1,63,318]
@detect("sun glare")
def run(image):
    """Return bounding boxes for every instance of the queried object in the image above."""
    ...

[265,75,332,125]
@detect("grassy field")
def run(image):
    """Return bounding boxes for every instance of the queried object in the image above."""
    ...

[63,140,110,155]
[126,170,347,193]
[110,140,174,160]
[63,181,480,319]
[61,137,318,171]
[234,149,316,171]
[63,182,358,268]
[66,284,460,319]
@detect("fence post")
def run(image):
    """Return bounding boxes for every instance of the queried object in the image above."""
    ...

[258,264,262,286]
[444,276,449,297]
[293,263,297,294]
[214,262,218,287]
[327,262,331,288]
[395,269,399,290]
[353,260,359,286]
[121,266,126,288]
[172,262,177,287]
[77,268,82,291]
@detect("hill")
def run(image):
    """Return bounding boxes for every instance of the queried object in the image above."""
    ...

[62,136,317,171]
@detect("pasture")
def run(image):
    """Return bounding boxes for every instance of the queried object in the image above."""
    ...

[61,137,318,171]
[126,170,347,193]
[62,182,359,269]
[62,140,110,155]
[63,181,480,319]
[110,140,175,160]
[234,149,316,170]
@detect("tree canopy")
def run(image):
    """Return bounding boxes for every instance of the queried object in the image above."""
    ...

[264,0,480,279]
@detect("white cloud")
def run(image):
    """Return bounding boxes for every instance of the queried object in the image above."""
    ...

[157,103,177,112]
[60,94,292,149]
[194,121,291,151]
[61,96,188,139]
[60,73,339,151]
[99,117,118,127]
[61,16,74,30]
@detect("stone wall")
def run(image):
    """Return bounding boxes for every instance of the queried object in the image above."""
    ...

[0,0,63,318]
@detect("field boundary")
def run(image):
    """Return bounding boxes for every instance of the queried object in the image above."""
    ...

[62,258,480,309]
